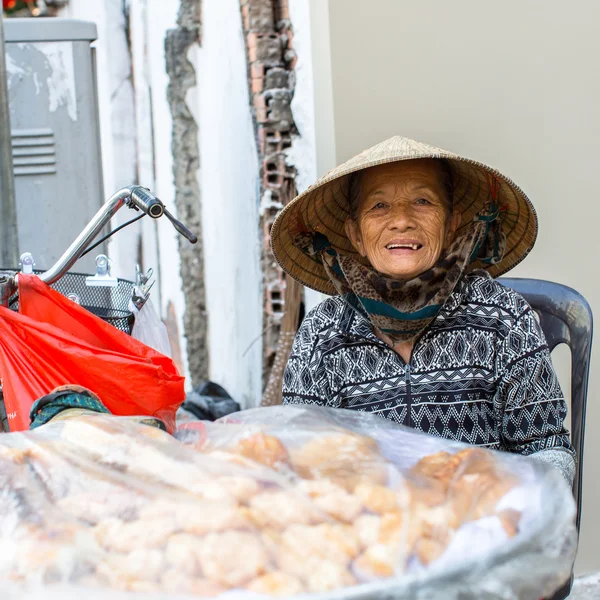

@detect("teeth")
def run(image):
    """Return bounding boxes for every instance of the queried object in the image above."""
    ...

[387,244,420,250]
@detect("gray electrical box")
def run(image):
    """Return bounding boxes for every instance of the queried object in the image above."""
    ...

[4,18,104,271]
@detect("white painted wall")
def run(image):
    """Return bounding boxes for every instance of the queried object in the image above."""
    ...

[192,0,262,407]
[128,0,161,296]
[189,0,323,405]
[142,0,189,383]
[102,0,141,282]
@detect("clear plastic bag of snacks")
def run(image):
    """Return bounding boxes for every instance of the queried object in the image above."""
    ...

[0,405,576,600]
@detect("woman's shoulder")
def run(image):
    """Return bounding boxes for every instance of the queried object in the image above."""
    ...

[462,272,532,321]
[300,295,349,330]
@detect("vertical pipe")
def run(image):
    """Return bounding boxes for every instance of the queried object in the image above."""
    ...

[0,17,18,267]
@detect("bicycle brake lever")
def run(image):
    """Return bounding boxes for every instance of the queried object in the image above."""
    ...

[163,207,198,244]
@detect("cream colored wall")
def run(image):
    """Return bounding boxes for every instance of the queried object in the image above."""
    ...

[310,0,600,574]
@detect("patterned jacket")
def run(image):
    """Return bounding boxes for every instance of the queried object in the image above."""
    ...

[283,273,575,480]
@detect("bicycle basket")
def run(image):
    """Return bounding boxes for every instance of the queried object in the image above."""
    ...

[4,270,135,335]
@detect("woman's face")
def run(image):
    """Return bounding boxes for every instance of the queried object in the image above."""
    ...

[345,160,461,280]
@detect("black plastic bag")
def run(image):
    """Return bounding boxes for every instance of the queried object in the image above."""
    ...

[179,381,240,421]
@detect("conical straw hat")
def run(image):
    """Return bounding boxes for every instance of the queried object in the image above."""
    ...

[271,136,537,295]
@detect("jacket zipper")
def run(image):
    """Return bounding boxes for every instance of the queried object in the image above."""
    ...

[345,329,420,429]
[405,364,412,428]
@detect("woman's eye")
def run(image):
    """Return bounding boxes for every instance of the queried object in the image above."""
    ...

[416,197,432,206]
[371,202,387,210]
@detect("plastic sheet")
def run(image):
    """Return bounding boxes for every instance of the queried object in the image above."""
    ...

[0,405,576,600]
[130,297,172,358]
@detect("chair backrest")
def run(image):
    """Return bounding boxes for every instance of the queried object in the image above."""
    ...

[499,277,593,532]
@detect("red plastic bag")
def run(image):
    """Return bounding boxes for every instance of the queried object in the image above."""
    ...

[0,274,185,432]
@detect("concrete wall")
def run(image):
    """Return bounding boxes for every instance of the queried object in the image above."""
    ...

[310,0,599,574]
[192,0,263,407]
[192,0,320,406]
[143,0,191,381]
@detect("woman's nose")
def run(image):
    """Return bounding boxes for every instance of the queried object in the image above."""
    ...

[386,203,416,230]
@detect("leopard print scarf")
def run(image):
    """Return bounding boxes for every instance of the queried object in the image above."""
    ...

[295,207,505,343]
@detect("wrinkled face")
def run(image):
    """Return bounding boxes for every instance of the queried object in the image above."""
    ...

[345,160,461,280]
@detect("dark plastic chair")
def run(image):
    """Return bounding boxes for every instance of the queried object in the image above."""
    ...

[500,277,593,600]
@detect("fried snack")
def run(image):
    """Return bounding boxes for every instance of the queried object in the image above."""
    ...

[0,412,525,597]
[7,523,95,583]
[274,523,360,590]
[246,489,323,530]
[279,523,360,566]
[449,470,519,523]
[354,544,397,579]
[411,451,454,478]
[93,516,176,552]
[99,548,166,585]
[196,531,270,587]
[355,483,400,514]
[378,511,405,546]
[56,490,144,525]
[247,572,305,596]
[297,479,364,522]
[137,498,251,536]
[164,533,203,573]
[414,537,446,565]
[352,512,411,579]
[497,509,521,538]
[216,476,262,502]
[233,433,291,469]
[290,432,388,489]
[306,561,357,593]
[354,514,382,548]
[411,448,490,482]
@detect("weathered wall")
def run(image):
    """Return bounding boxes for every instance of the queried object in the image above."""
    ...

[145,0,190,381]
[239,0,300,394]
[165,0,209,387]
[316,0,600,574]
[127,0,161,294]
[191,0,263,407]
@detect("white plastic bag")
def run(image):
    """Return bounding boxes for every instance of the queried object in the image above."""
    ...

[129,297,172,357]
[0,405,577,600]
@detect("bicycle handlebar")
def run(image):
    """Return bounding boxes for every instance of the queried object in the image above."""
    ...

[129,187,164,219]
[39,185,197,286]
[0,185,198,303]
[39,187,132,285]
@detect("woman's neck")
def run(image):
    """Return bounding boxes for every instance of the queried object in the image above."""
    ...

[375,330,414,363]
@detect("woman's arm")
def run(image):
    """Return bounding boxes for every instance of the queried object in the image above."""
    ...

[494,306,576,483]
[282,308,332,406]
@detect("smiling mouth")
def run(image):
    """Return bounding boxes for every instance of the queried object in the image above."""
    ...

[385,243,423,251]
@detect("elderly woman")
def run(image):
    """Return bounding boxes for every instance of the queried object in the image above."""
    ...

[271,137,574,482]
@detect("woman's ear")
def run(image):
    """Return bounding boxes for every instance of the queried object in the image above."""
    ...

[345,218,366,256]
